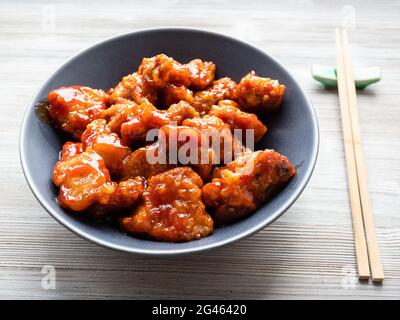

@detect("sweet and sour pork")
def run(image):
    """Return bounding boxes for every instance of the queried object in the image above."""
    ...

[48,53,292,243]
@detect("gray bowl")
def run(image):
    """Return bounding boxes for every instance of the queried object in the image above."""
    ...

[19,28,319,255]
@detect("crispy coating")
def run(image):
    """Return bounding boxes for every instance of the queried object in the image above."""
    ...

[160,83,194,107]
[103,99,141,134]
[138,54,191,87]
[236,71,285,113]
[165,100,200,124]
[121,100,199,146]
[108,177,145,209]
[120,100,163,146]
[138,54,215,90]
[192,77,237,115]
[121,167,213,242]
[89,177,145,219]
[121,143,174,180]
[185,59,216,90]
[108,72,158,105]
[52,150,116,211]
[182,115,240,164]
[159,125,215,181]
[208,100,267,144]
[202,149,296,225]
[48,86,107,140]
[60,142,83,160]
[110,55,214,106]
[81,119,131,176]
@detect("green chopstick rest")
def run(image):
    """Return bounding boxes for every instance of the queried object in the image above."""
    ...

[311,64,381,89]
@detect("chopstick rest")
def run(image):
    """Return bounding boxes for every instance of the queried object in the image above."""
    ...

[312,64,381,89]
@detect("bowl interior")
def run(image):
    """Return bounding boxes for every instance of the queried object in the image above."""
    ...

[20,28,318,255]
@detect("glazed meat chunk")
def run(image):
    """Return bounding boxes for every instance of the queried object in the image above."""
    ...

[108,177,144,209]
[81,119,131,176]
[182,115,241,164]
[89,177,145,219]
[202,149,296,225]
[121,167,213,242]
[159,125,215,181]
[121,143,174,180]
[121,100,199,146]
[52,150,116,211]
[160,83,194,107]
[138,54,216,90]
[138,54,191,88]
[139,100,199,128]
[192,77,237,115]
[185,58,216,90]
[236,71,285,113]
[208,100,267,144]
[48,86,107,140]
[60,141,83,160]
[103,99,141,134]
[108,72,158,105]
[120,100,163,146]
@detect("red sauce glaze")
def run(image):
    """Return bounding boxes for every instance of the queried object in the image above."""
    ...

[52,149,115,211]
[108,72,158,105]
[60,142,83,160]
[120,100,198,146]
[81,119,131,177]
[192,77,237,115]
[121,167,213,242]
[48,86,107,140]
[202,149,296,225]
[208,100,267,144]
[236,71,285,113]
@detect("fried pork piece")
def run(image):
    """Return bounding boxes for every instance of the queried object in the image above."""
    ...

[81,119,131,176]
[120,100,199,146]
[192,77,237,115]
[121,167,213,242]
[208,100,267,143]
[108,72,158,105]
[103,99,141,134]
[236,71,285,113]
[121,143,174,180]
[159,125,215,181]
[52,150,116,211]
[89,177,145,219]
[160,83,194,107]
[138,54,216,90]
[185,59,216,90]
[202,149,296,225]
[108,177,145,208]
[182,115,239,164]
[48,86,107,140]
[60,142,83,160]
[138,54,191,87]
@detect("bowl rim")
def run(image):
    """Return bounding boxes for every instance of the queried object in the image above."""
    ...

[19,27,319,255]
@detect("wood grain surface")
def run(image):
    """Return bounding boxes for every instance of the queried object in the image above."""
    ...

[0,0,399,299]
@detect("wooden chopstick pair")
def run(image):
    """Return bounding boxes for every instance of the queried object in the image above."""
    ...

[335,28,384,283]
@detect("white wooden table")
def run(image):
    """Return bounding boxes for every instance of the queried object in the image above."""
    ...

[1,0,399,299]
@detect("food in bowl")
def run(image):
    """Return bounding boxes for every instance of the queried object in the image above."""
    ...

[46,53,295,242]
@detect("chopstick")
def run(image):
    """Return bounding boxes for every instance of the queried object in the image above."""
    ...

[335,28,384,283]
[335,29,371,280]
[338,29,384,283]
